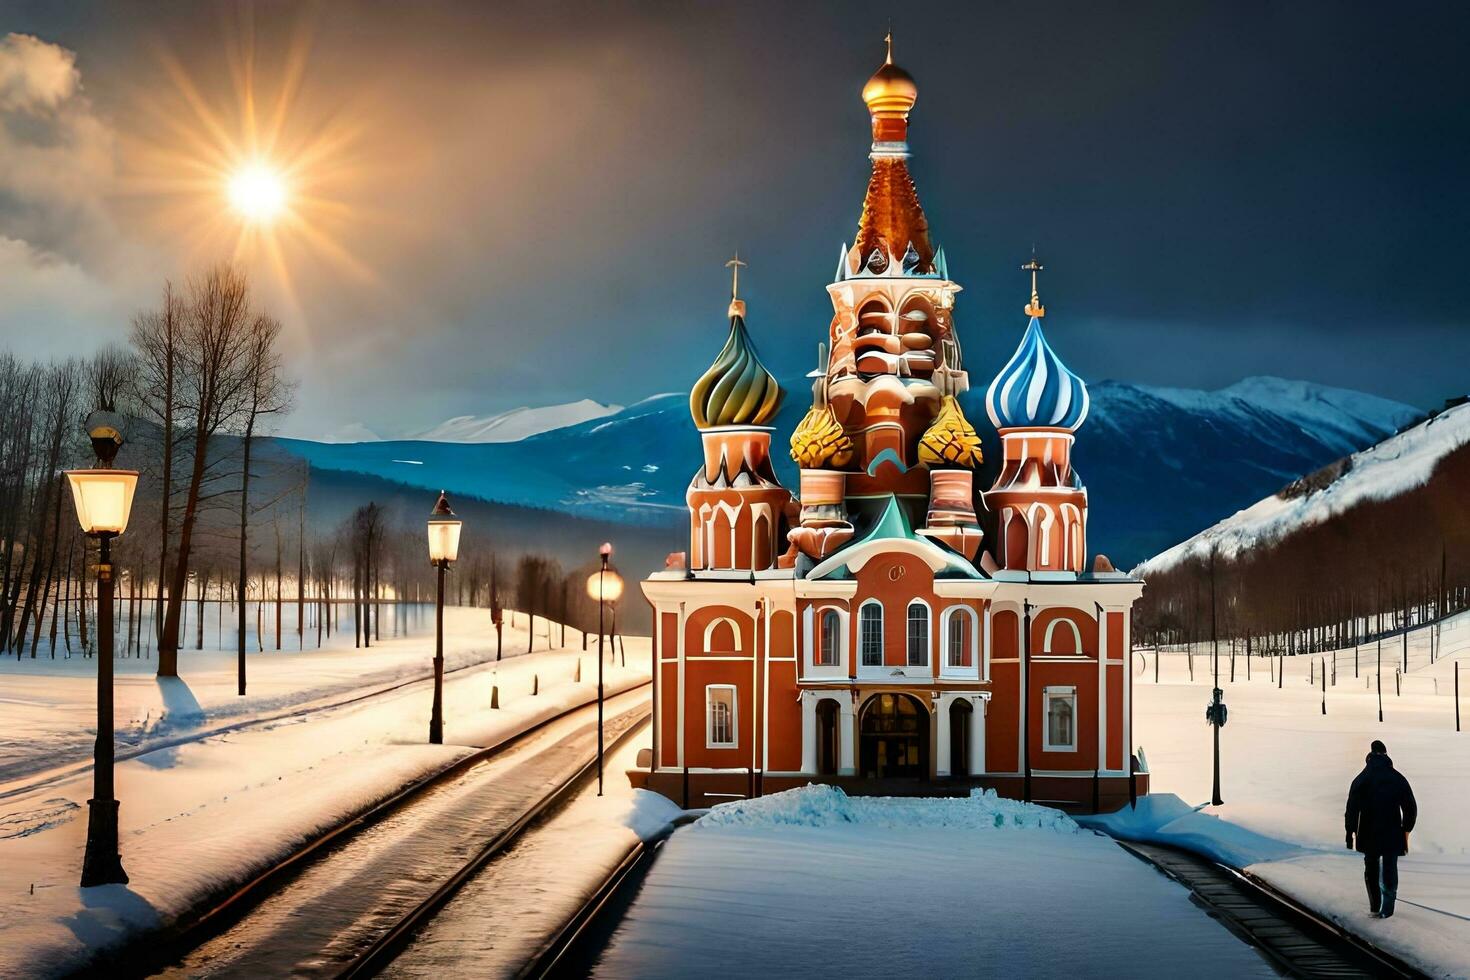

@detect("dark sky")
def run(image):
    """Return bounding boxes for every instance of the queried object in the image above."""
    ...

[3,1,1467,439]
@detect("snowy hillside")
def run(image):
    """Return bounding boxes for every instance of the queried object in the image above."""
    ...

[1140,400,1470,574]
[275,377,1419,569]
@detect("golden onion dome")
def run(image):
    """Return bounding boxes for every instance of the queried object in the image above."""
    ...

[790,403,854,469]
[918,395,983,468]
[862,34,918,126]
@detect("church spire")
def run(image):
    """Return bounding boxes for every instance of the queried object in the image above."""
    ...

[850,34,934,276]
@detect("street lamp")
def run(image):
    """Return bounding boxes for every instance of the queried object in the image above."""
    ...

[586,543,624,795]
[66,415,138,887]
[426,491,462,745]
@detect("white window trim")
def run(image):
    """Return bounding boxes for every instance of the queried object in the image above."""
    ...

[1042,616,1085,656]
[857,599,885,675]
[905,599,931,669]
[706,684,738,749]
[1042,685,1078,753]
[940,605,981,680]
[703,616,743,653]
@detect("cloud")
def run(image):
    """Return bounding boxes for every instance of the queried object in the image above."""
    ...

[0,33,120,269]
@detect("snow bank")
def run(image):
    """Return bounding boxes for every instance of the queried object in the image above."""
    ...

[697,783,1080,833]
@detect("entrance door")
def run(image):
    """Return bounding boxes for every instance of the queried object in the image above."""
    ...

[816,699,840,775]
[949,699,973,777]
[859,693,928,779]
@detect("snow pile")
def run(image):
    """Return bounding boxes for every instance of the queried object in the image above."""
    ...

[697,784,1079,833]
[1142,401,1469,573]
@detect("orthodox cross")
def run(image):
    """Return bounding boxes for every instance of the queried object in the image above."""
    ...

[726,253,747,302]
[1022,254,1046,318]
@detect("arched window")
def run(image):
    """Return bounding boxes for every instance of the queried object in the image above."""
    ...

[818,609,841,666]
[859,602,883,667]
[907,601,929,667]
[947,613,970,668]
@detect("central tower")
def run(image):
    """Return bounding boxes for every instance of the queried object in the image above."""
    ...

[789,35,983,563]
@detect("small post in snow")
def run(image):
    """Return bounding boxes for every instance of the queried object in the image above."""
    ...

[1321,658,1326,716]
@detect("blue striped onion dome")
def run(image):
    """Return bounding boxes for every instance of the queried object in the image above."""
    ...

[984,317,1090,431]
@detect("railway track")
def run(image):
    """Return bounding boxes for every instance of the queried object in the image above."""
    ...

[105,684,649,979]
[1118,840,1427,979]
[1,649,530,802]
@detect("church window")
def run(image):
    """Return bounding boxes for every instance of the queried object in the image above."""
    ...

[1044,686,1077,752]
[947,613,970,668]
[907,601,929,667]
[707,685,737,748]
[859,602,883,666]
[818,609,841,666]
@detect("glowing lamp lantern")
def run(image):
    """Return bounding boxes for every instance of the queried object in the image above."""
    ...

[586,565,625,604]
[66,468,137,538]
[426,492,462,566]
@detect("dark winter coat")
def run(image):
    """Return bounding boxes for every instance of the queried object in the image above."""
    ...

[1345,753,1417,856]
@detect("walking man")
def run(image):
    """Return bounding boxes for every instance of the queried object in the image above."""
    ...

[1345,739,1417,918]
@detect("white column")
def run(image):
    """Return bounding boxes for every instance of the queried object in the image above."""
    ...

[936,695,952,777]
[676,602,686,768]
[970,696,987,776]
[839,699,856,775]
[800,693,817,774]
[1097,607,1108,771]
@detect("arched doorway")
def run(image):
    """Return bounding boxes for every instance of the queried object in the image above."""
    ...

[949,699,973,777]
[859,693,929,779]
[816,699,840,775]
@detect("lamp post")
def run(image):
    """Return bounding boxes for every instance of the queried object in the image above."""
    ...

[586,544,623,795]
[426,491,462,745]
[66,416,138,887]
[1206,548,1225,806]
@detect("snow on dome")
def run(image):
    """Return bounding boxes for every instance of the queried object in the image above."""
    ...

[985,317,1090,431]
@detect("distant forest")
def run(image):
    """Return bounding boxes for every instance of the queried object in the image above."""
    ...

[0,265,670,671]
[1135,438,1470,656]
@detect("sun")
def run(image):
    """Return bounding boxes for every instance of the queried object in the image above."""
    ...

[228,163,288,222]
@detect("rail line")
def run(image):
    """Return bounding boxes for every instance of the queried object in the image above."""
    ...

[336,714,654,979]
[1118,840,1427,979]
[2,647,543,802]
[93,682,650,979]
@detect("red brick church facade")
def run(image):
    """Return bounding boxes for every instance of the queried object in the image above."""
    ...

[631,42,1147,812]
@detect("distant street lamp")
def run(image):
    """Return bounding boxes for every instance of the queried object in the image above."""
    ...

[66,415,138,887]
[586,543,624,795]
[426,491,462,745]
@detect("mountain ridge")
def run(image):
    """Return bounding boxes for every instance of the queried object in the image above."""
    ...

[274,376,1421,569]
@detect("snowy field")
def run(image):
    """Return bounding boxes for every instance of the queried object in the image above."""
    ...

[0,606,649,977]
[0,602,590,784]
[593,785,1277,979]
[1111,613,1470,978]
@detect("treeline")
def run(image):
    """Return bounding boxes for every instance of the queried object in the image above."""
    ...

[1,263,628,677]
[1136,439,1470,657]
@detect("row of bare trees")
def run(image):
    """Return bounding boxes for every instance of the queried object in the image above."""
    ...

[1136,438,1470,665]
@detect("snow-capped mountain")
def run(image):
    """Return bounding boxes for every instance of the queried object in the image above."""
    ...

[406,399,622,443]
[274,377,1421,570]
[1138,399,1470,575]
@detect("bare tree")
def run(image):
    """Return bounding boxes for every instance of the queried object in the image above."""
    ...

[155,265,258,677]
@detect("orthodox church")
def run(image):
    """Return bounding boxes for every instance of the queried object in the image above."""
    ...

[633,41,1146,812]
